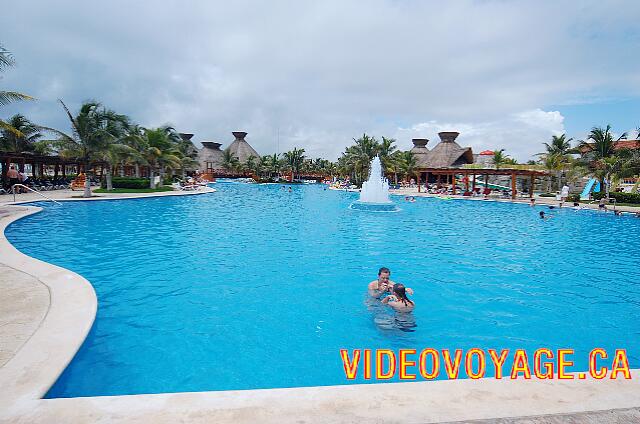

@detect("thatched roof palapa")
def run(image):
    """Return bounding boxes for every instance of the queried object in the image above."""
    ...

[198,141,225,170]
[410,138,430,168]
[419,132,474,168]
[226,131,260,163]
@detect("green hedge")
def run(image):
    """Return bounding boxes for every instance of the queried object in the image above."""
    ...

[592,191,640,204]
[567,194,581,203]
[103,177,150,189]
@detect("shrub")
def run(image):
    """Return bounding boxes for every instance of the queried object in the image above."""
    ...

[539,193,556,197]
[567,194,581,203]
[109,177,150,189]
[592,191,640,204]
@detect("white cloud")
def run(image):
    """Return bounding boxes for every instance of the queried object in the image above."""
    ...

[396,109,566,161]
[1,0,640,161]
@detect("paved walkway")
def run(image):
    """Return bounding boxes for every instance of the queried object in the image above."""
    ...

[0,263,49,367]
[388,187,640,213]
[455,407,640,423]
[0,187,214,205]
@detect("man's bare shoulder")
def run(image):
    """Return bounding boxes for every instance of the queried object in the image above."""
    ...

[368,280,379,289]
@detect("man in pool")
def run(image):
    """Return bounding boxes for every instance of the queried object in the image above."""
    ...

[539,211,553,220]
[368,267,413,298]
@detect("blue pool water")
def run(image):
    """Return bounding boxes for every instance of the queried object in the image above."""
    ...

[6,183,640,397]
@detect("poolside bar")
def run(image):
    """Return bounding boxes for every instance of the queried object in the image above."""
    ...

[414,167,548,199]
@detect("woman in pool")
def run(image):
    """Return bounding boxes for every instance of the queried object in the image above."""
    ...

[382,283,415,312]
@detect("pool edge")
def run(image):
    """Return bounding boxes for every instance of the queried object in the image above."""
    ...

[0,205,98,411]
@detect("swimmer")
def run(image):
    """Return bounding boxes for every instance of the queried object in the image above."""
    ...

[368,267,393,298]
[529,198,535,207]
[614,209,622,216]
[598,198,607,211]
[539,211,552,220]
[381,283,415,312]
[368,267,413,298]
[409,196,416,203]
[572,202,581,210]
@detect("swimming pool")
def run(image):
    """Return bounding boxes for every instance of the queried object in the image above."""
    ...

[6,183,640,397]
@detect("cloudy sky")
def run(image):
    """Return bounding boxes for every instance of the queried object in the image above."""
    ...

[2,0,640,161]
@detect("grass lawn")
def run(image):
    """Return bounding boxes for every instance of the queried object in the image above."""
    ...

[93,187,174,193]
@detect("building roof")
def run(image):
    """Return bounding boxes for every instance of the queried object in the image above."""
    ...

[197,141,224,170]
[614,140,640,150]
[417,132,474,169]
[579,139,640,153]
[479,150,495,155]
[410,139,430,167]
[226,131,261,163]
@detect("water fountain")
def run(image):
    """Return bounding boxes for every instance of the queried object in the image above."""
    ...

[350,156,399,211]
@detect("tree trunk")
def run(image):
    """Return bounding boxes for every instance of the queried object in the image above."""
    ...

[557,170,562,192]
[149,167,155,189]
[83,161,91,198]
[106,166,113,191]
[135,163,141,178]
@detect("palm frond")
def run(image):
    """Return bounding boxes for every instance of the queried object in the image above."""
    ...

[0,119,25,137]
[0,44,15,71]
[0,91,34,106]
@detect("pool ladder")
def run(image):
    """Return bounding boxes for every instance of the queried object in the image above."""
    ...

[11,184,62,205]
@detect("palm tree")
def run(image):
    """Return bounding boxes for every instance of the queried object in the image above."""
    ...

[339,134,380,184]
[577,125,628,195]
[120,124,148,177]
[539,134,575,190]
[261,154,280,180]
[397,151,417,182]
[174,137,199,179]
[541,153,562,193]
[492,149,511,169]
[0,45,34,136]
[99,143,138,190]
[142,126,182,187]
[0,114,43,153]
[388,150,406,184]
[283,147,306,180]
[379,137,397,178]
[221,149,240,172]
[54,100,129,197]
[542,134,573,156]
[597,150,637,199]
[245,155,258,176]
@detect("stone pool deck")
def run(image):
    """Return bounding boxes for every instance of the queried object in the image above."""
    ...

[1,187,639,423]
